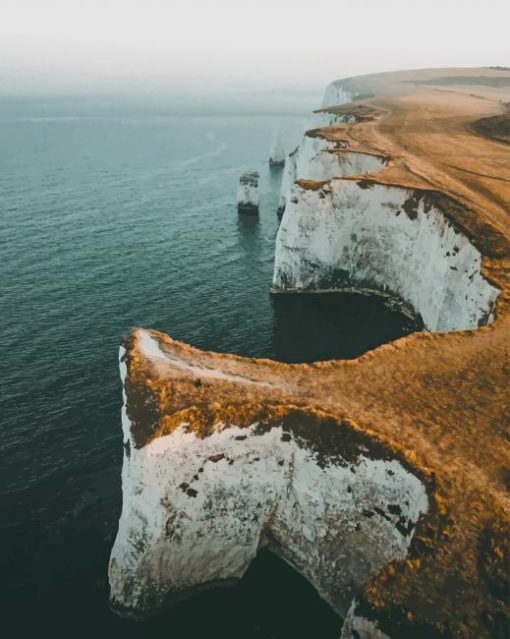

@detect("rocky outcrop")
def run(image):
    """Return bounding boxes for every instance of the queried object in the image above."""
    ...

[269,132,286,167]
[237,171,260,214]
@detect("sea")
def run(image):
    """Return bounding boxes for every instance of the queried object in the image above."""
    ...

[0,92,418,636]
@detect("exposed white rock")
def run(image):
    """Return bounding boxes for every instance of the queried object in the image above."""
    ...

[109,337,429,621]
[296,135,385,182]
[269,131,286,167]
[277,134,384,217]
[322,80,356,108]
[237,171,260,214]
[277,80,358,217]
[311,110,351,128]
[273,180,499,332]
[278,147,299,217]
[313,81,357,128]
[342,601,391,639]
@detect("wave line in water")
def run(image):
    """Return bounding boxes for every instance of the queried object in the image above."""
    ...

[180,131,228,167]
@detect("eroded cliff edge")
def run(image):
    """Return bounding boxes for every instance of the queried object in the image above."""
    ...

[109,68,510,638]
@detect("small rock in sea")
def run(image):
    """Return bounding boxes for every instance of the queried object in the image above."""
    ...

[237,171,260,214]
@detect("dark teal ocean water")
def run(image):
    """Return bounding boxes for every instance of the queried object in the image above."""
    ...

[0,94,417,636]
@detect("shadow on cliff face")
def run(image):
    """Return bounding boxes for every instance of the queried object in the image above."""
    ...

[135,549,341,639]
[271,292,421,362]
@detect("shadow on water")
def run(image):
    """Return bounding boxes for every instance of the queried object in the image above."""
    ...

[237,212,261,241]
[271,291,422,363]
[130,549,341,639]
[268,163,284,189]
[20,515,341,639]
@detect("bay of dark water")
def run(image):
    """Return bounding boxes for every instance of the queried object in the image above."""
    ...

[0,94,418,636]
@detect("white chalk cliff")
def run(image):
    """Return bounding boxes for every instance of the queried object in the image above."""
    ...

[278,84,357,214]
[273,179,499,332]
[274,95,499,333]
[109,333,428,625]
[278,135,384,215]
[322,79,357,109]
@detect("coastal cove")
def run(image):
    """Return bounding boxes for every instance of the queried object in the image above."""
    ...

[0,93,418,635]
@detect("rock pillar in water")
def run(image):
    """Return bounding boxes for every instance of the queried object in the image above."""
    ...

[269,132,286,168]
[237,171,260,215]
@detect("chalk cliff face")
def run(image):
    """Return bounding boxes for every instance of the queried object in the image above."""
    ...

[277,133,384,216]
[278,147,298,216]
[109,332,428,622]
[277,81,358,215]
[322,80,356,108]
[273,179,499,331]
[294,134,385,181]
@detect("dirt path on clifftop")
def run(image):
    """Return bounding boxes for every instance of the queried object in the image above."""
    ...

[374,91,510,237]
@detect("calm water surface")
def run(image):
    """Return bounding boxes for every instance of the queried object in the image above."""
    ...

[0,94,418,636]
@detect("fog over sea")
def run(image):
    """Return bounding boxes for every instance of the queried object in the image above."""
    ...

[0,92,417,636]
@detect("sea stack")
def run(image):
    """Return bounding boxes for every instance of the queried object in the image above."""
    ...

[237,171,260,214]
[269,132,285,168]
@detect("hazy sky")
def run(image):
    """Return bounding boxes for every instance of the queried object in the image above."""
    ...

[1,0,509,95]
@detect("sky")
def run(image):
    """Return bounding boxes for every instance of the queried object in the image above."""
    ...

[1,0,509,95]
